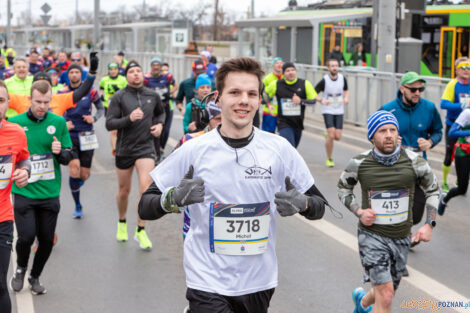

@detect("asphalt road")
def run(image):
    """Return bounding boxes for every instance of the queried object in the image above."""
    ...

[9,113,470,313]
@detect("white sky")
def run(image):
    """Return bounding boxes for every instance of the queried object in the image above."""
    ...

[3,0,463,26]
[4,0,315,26]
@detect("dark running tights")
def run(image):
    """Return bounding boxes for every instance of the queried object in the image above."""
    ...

[445,154,470,203]
[14,194,59,278]
[0,246,11,313]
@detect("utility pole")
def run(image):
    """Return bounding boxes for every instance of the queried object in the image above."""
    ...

[7,0,12,46]
[371,0,378,67]
[251,0,255,18]
[213,0,219,41]
[377,0,397,72]
[75,0,80,24]
[93,0,100,50]
[29,0,32,27]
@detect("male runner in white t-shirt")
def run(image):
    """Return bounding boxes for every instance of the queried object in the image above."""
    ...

[138,57,327,313]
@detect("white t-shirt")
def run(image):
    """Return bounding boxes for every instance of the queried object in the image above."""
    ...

[150,128,314,296]
[321,73,345,115]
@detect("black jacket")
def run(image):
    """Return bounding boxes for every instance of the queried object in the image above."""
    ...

[105,85,165,156]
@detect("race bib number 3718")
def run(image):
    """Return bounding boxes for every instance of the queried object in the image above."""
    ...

[209,202,271,256]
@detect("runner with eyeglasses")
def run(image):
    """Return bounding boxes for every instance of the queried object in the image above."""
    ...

[380,72,442,249]
[440,57,470,193]
[138,57,327,313]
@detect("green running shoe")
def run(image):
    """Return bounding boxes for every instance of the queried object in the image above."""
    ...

[134,228,152,250]
[326,158,335,167]
[441,182,449,193]
[116,222,128,242]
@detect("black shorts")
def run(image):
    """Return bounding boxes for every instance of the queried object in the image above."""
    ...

[0,221,13,250]
[115,153,156,170]
[323,114,344,129]
[186,287,275,313]
[71,136,94,168]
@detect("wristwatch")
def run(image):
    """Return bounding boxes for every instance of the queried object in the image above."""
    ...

[426,220,436,228]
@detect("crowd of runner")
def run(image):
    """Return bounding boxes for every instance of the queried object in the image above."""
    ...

[0,44,469,313]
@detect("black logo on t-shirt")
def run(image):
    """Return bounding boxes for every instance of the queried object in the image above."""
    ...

[245,166,272,180]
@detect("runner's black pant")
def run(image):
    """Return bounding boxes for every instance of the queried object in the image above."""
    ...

[444,154,470,203]
[444,123,458,166]
[186,288,274,313]
[13,194,59,278]
[0,221,13,313]
[161,104,173,149]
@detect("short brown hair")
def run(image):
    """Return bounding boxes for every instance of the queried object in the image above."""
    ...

[215,57,264,95]
[31,80,52,98]
[326,58,339,66]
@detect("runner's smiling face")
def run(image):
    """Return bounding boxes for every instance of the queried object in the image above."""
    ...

[457,64,470,81]
[14,61,29,80]
[109,67,119,78]
[372,124,399,154]
[218,72,261,137]
[30,89,52,119]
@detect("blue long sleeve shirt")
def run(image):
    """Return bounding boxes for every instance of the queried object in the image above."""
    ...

[440,78,470,125]
[381,90,443,159]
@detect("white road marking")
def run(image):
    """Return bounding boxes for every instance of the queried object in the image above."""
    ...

[12,227,35,313]
[295,216,467,312]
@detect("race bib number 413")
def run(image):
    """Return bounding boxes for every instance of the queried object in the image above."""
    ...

[209,202,271,256]
[369,189,409,225]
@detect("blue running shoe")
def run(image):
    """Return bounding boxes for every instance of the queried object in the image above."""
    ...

[73,204,83,219]
[352,287,372,313]
[438,194,447,216]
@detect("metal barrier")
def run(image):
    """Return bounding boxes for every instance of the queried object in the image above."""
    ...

[13,46,451,126]
[272,62,451,126]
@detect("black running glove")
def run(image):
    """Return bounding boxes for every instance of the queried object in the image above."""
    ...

[89,52,99,75]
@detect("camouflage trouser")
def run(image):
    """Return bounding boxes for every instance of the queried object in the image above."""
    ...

[358,228,411,290]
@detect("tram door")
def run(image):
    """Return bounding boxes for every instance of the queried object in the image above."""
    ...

[322,25,334,66]
[439,27,470,78]
[321,24,344,66]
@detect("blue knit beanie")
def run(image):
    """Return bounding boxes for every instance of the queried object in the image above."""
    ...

[196,74,211,90]
[367,110,399,141]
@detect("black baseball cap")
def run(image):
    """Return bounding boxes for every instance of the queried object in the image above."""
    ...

[33,72,52,84]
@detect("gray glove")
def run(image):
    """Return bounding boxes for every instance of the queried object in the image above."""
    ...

[274,177,308,216]
[172,165,205,206]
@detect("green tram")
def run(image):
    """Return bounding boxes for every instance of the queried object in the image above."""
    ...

[279,4,470,78]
